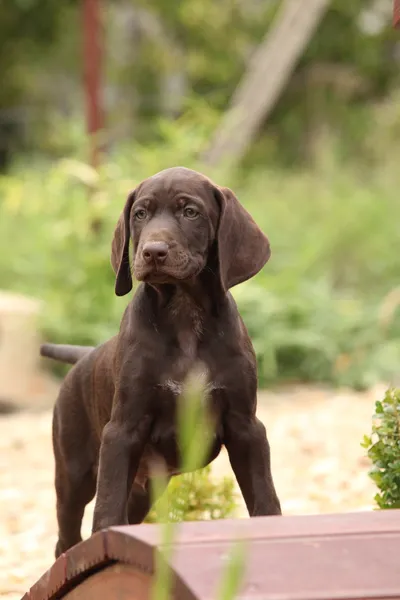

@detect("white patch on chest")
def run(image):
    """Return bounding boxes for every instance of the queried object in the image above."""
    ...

[162,379,183,395]
[160,378,221,396]
[159,363,222,397]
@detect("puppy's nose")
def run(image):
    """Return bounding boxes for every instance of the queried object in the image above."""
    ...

[142,241,169,264]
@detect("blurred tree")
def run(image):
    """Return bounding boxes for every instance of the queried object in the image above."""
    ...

[262,0,400,165]
[0,0,79,166]
[204,0,332,168]
[104,0,400,164]
[104,0,273,141]
[0,0,399,166]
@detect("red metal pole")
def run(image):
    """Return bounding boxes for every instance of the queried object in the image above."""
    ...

[83,0,103,169]
[394,0,400,28]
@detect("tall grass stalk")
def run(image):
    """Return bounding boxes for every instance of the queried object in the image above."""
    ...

[150,371,246,600]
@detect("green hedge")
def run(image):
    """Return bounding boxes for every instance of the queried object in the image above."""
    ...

[362,389,400,510]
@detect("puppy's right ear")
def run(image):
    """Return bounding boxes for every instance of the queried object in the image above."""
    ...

[111,190,136,297]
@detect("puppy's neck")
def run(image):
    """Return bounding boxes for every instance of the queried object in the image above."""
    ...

[150,277,211,310]
[168,287,204,337]
[144,267,226,326]
[147,275,221,332]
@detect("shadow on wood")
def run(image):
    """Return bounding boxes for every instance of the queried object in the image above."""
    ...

[23,510,400,599]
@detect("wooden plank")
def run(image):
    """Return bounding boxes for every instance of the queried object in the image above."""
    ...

[203,0,331,168]
[83,0,103,169]
[23,511,400,600]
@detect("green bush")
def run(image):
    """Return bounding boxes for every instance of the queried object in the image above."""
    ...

[145,466,237,523]
[1,119,400,389]
[362,389,400,509]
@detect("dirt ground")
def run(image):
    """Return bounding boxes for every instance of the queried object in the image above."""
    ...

[0,382,383,599]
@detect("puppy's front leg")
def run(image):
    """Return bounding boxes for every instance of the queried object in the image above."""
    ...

[225,413,282,517]
[92,390,152,533]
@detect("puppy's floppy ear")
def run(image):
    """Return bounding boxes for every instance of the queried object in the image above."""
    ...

[110,190,136,297]
[214,186,271,290]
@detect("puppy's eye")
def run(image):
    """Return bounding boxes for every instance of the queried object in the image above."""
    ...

[183,206,199,220]
[134,208,147,220]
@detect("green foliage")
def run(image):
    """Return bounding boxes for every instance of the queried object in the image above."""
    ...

[0,2,79,164]
[216,540,246,600]
[145,466,237,523]
[1,0,400,167]
[0,1,63,106]
[362,389,400,509]
[131,0,271,106]
[234,280,400,390]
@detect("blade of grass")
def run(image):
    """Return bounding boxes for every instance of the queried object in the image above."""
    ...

[152,368,246,600]
[151,470,176,600]
[216,540,247,600]
[152,370,214,599]
[178,367,214,473]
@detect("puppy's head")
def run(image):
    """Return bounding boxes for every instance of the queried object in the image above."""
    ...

[111,167,270,296]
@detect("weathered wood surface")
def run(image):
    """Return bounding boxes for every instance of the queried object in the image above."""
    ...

[23,510,400,600]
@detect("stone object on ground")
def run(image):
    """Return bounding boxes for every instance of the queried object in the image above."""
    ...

[0,291,58,411]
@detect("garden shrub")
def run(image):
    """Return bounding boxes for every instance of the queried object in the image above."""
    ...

[362,388,400,509]
[145,465,237,523]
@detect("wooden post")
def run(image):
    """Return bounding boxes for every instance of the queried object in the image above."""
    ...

[395,0,400,28]
[203,0,330,169]
[83,0,103,169]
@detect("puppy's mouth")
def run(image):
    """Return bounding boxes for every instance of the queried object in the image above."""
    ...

[134,261,203,284]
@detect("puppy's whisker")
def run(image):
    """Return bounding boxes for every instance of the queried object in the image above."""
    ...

[204,265,216,276]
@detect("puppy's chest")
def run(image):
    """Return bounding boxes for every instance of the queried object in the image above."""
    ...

[159,332,220,400]
[159,332,220,402]
[156,292,225,400]
[159,360,220,400]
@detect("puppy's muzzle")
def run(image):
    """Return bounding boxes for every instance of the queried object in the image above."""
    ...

[142,241,169,265]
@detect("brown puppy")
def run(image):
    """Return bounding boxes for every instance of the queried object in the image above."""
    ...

[41,166,281,558]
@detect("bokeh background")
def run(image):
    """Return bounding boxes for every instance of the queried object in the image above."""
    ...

[0,1,399,597]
